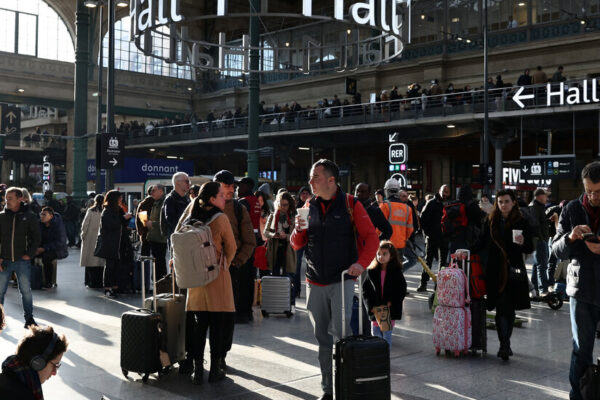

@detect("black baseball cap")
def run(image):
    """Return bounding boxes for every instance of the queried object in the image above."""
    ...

[213,170,238,185]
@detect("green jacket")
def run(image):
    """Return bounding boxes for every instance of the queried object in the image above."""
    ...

[0,204,41,262]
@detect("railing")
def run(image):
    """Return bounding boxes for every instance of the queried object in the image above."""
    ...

[126,79,599,145]
[5,134,66,150]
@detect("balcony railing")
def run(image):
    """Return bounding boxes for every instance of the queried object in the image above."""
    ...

[126,79,599,146]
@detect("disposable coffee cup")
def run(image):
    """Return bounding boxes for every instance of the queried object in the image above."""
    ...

[297,208,310,229]
[512,229,523,244]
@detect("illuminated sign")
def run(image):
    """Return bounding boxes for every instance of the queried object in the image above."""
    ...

[513,79,600,109]
[389,143,407,164]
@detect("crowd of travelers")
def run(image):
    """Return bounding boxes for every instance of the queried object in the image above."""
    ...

[0,158,600,399]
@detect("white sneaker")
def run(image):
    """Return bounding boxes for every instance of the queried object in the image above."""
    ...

[290,305,296,314]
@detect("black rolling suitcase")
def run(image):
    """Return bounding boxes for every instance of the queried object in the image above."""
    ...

[334,270,391,400]
[470,298,487,355]
[120,256,162,382]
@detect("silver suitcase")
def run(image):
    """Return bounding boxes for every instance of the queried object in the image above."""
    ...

[260,276,292,318]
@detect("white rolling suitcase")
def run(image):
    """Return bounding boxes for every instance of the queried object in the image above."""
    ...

[260,276,293,318]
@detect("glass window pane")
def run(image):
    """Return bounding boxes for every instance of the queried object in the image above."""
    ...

[0,0,17,11]
[0,10,15,53]
[18,0,38,14]
[18,13,37,56]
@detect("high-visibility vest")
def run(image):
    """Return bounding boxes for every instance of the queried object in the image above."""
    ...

[380,200,414,249]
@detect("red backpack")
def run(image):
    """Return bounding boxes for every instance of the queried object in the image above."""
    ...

[441,201,468,238]
[469,254,487,299]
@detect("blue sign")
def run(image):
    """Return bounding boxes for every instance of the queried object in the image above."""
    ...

[87,158,194,183]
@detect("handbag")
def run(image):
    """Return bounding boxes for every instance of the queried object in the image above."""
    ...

[253,244,268,270]
[373,305,392,332]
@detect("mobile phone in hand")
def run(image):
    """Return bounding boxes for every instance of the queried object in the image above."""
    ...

[582,233,600,243]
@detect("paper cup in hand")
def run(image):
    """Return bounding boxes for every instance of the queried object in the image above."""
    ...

[512,229,523,244]
[297,208,309,229]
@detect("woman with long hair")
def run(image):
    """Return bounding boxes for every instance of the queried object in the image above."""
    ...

[255,190,271,243]
[93,190,132,297]
[263,191,297,277]
[478,189,533,361]
[176,182,237,384]
[80,195,105,287]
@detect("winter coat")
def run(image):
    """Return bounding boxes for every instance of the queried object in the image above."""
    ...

[160,190,189,239]
[529,199,549,241]
[223,199,256,266]
[448,186,486,253]
[0,203,41,262]
[40,213,68,259]
[176,203,237,312]
[552,196,600,306]
[363,200,392,241]
[476,216,533,312]
[362,266,407,321]
[94,208,128,260]
[263,211,297,273]
[80,208,105,267]
[420,193,445,240]
[0,364,36,400]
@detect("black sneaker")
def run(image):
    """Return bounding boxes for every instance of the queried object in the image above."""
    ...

[105,289,118,298]
[24,318,38,329]
[417,284,428,292]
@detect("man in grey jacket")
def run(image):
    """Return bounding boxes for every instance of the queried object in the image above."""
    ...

[552,161,600,400]
[0,187,41,328]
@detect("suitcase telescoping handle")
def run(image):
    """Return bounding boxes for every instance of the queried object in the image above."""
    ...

[138,255,157,312]
[341,269,363,338]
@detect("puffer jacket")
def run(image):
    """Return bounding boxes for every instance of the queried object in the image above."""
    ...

[0,203,41,261]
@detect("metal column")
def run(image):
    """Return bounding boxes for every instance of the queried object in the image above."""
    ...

[105,0,115,190]
[247,0,260,183]
[73,0,90,202]
[95,5,103,193]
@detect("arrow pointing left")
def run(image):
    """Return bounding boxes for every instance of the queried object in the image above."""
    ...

[512,86,535,109]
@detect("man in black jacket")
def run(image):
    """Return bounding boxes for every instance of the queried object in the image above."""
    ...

[160,172,190,241]
[553,161,600,400]
[530,188,551,296]
[354,182,392,240]
[417,185,450,292]
[0,187,41,328]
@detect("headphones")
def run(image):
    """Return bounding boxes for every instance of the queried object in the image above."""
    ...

[30,332,58,371]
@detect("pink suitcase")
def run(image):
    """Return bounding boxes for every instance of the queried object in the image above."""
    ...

[436,252,469,308]
[432,305,472,357]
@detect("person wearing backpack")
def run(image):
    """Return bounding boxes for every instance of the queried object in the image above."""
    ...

[529,188,551,296]
[475,189,533,361]
[175,182,237,384]
[446,185,486,254]
[290,159,378,400]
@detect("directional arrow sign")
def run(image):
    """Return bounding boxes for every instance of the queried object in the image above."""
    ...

[389,132,399,143]
[512,86,535,109]
[520,154,576,180]
[0,104,20,135]
[101,134,125,169]
[389,143,407,164]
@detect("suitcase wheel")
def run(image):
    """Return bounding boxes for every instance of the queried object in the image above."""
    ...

[261,310,269,318]
[142,373,149,383]
[285,311,293,318]
[122,369,129,379]
[547,294,563,310]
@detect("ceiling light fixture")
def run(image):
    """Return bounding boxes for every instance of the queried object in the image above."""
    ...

[298,147,310,151]
[116,0,129,7]
[421,14,425,20]
[84,0,99,8]
[16,88,25,93]
[518,2,526,6]
[149,148,155,152]
[447,124,456,128]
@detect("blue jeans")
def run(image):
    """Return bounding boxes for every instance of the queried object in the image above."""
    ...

[532,239,550,292]
[400,245,418,272]
[0,259,34,322]
[372,324,393,352]
[569,297,600,400]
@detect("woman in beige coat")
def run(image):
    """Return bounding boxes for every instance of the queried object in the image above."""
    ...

[175,182,236,385]
[79,195,105,287]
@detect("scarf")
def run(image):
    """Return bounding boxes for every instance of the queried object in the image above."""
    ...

[583,194,600,234]
[2,355,44,400]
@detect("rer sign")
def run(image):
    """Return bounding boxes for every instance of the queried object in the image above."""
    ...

[389,143,407,164]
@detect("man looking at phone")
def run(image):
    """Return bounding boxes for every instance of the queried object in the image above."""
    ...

[291,159,378,400]
[553,161,600,400]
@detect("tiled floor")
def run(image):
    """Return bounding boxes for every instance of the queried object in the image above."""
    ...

[0,250,588,399]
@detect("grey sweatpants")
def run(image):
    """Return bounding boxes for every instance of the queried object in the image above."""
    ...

[306,278,354,395]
